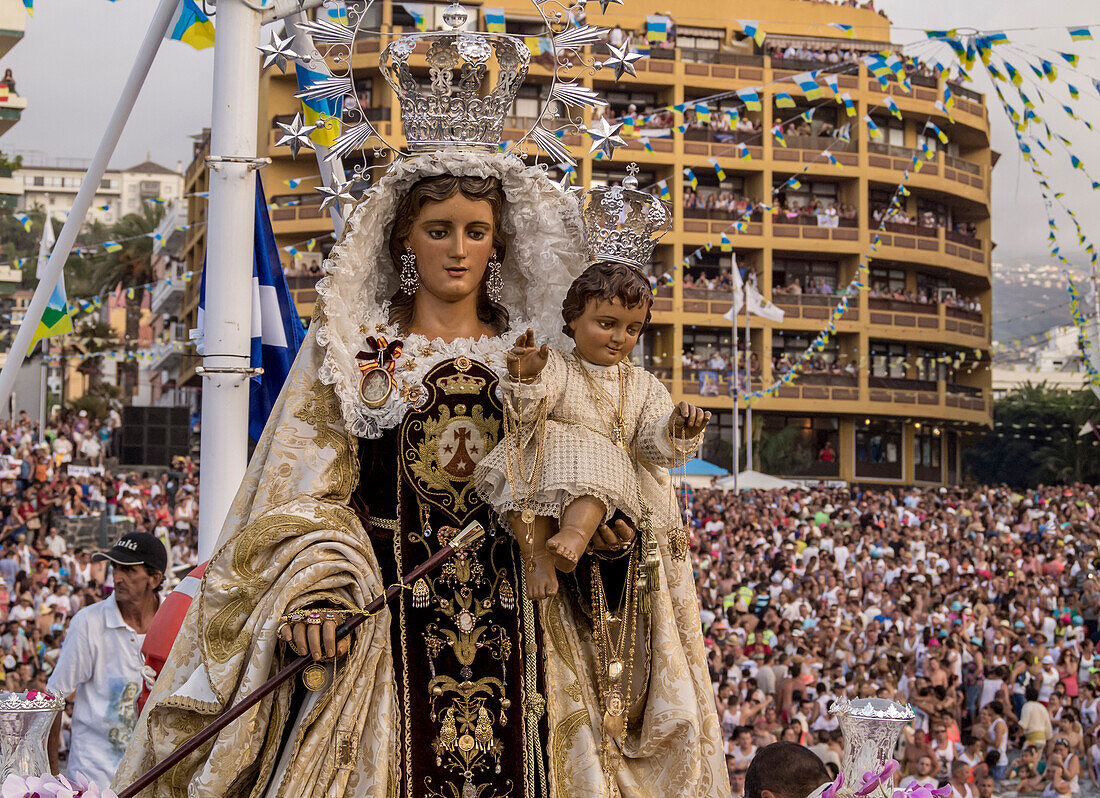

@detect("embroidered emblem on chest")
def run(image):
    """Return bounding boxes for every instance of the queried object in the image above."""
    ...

[400,359,501,525]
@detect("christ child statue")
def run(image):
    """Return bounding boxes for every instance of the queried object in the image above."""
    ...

[475,261,710,598]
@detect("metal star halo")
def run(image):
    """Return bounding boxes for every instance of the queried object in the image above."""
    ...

[258,31,299,73]
[275,113,317,159]
[603,41,645,80]
[586,117,627,159]
[317,180,355,212]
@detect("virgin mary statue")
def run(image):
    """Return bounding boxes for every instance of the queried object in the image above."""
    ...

[114,10,726,798]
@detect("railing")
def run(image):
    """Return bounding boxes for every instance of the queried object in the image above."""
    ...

[784,135,857,152]
[773,214,858,228]
[946,382,983,397]
[868,376,937,392]
[868,297,937,315]
[679,48,763,66]
[683,127,760,144]
[682,206,764,222]
[881,221,938,238]
[868,143,923,160]
[944,155,981,175]
[773,294,841,307]
[945,230,982,249]
[945,305,983,323]
[793,373,857,387]
[948,81,983,103]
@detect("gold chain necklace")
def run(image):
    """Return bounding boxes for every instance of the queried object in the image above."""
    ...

[573,351,629,449]
[501,389,548,550]
[591,550,640,797]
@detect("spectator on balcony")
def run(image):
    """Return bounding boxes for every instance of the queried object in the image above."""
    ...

[3,69,16,96]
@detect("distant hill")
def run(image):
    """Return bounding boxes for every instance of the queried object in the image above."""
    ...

[992,260,1090,343]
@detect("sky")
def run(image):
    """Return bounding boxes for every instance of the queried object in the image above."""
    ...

[1,0,1099,263]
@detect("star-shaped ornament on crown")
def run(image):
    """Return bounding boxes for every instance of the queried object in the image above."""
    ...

[586,117,627,159]
[318,180,355,212]
[275,113,317,159]
[602,41,645,80]
[257,31,299,74]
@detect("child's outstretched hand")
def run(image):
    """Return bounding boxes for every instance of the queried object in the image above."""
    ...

[668,401,711,438]
[506,329,550,380]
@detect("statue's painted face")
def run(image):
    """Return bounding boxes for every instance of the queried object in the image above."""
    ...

[568,297,647,367]
[402,193,495,307]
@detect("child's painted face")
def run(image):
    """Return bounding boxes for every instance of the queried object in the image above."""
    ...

[568,297,648,366]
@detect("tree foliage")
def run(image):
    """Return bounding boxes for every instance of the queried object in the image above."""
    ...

[965,382,1100,487]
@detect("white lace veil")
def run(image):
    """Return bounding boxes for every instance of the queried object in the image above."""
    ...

[314,148,587,437]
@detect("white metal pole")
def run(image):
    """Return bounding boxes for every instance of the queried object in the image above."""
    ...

[730,267,739,489]
[1092,263,1100,400]
[197,0,262,561]
[284,12,347,238]
[0,0,178,410]
[745,302,753,473]
[38,345,46,427]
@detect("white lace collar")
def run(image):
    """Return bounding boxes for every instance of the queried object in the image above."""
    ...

[322,308,522,439]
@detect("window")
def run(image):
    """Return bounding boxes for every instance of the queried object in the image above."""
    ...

[32,176,43,186]
[915,348,946,382]
[914,426,942,481]
[759,415,840,477]
[772,332,838,363]
[870,341,906,378]
[140,180,161,197]
[101,178,113,189]
[509,85,542,121]
[856,419,903,479]
[870,267,906,293]
[772,258,839,292]
[777,180,838,210]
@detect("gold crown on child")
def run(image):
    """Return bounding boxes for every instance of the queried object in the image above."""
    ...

[581,165,672,272]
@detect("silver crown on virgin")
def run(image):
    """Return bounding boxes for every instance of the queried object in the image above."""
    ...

[378,3,530,152]
[582,165,672,272]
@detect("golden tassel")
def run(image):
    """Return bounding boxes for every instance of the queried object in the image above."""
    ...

[637,571,651,615]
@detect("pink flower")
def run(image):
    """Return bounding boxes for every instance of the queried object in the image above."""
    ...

[856,760,901,796]
[893,783,953,798]
[822,774,845,798]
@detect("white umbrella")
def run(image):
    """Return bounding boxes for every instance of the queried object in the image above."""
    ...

[714,470,798,491]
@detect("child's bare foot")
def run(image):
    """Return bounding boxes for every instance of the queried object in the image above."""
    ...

[526,555,558,599]
[546,527,587,573]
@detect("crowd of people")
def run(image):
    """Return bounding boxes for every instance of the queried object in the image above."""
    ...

[0,411,199,769]
[687,483,1100,797]
[10,402,1100,798]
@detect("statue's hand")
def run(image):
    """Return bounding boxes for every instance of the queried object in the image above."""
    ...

[280,617,352,661]
[506,328,549,380]
[591,517,635,552]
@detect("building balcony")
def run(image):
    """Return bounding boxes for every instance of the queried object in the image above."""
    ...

[671,370,989,424]
[150,266,187,316]
[0,94,26,137]
[0,0,26,60]
[149,345,183,374]
[659,288,985,347]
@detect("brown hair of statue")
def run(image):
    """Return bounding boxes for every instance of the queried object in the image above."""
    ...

[560,261,653,338]
[386,174,510,335]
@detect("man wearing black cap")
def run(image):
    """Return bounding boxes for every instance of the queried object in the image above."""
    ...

[46,532,167,788]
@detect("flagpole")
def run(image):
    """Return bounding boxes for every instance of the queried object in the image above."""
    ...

[745,285,753,473]
[731,264,739,490]
[285,12,346,238]
[197,0,263,562]
[0,0,178,412]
